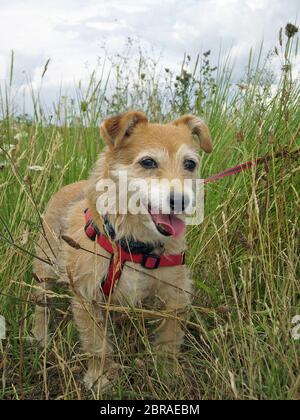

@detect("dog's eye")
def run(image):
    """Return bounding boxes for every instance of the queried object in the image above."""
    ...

[139,158,158,169]
[184,159,197,171]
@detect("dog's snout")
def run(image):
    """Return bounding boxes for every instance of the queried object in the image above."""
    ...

[169,192,190,213]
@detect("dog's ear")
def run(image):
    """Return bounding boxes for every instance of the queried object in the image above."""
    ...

[100,111,148,149]
[172,115,213,153]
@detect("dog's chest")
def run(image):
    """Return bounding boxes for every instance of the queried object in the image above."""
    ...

[111,264,157,305]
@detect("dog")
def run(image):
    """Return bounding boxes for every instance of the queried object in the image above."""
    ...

[31,110,212,389]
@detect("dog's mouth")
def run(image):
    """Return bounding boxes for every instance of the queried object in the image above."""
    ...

[148,207,186,238]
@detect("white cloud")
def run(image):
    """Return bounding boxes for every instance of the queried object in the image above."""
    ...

[86,19,131,32]
[0,0,299,112]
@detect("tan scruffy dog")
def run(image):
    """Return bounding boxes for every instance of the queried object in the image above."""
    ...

[32,111,212,390]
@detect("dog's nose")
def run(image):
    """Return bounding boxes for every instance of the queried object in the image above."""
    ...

[169,192,190,213]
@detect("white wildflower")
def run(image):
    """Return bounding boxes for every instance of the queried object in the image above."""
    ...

[0,144,16,154]
[28,165,45,172]
[14,133,25,141]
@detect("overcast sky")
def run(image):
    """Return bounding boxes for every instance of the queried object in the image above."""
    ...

[0,0,299,112]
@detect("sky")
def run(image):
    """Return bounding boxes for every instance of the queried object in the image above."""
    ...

[0,0,299,113]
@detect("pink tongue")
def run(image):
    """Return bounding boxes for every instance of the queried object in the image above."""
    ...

[151,213,186,237]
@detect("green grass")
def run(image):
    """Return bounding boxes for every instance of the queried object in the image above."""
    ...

[0,26,299,400]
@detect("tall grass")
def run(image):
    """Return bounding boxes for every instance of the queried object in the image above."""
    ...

[0,25,299,400]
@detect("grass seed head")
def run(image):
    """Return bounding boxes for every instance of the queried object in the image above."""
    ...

[285,23,298,38]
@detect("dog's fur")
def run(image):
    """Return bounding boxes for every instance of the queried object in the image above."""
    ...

[32,111,212,389]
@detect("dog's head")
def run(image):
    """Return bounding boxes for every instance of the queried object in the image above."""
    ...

[90,110,212,242]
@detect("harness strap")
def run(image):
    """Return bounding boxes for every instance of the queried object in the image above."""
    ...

[84,209,185,296]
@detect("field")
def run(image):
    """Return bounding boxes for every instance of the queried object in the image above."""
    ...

[0,26,299,400]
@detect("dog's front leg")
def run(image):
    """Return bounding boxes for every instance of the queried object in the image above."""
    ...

[154,283,190,356]
[72,296,113,390]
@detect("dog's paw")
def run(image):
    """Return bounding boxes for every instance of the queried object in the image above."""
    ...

[30,328,50,348]
[84,362,124,391]
[83,371,110,391]
[106,362,123,380]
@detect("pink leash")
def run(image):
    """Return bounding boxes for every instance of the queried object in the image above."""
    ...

[204,148,300,184]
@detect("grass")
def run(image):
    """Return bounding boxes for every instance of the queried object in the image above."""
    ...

[0,26,299,400]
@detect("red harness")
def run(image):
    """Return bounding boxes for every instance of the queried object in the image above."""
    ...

[84,209,185,296]
[83,148,300,295]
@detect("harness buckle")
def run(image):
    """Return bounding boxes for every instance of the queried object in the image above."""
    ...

[84,220,97,241]
[141,254,161,269]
